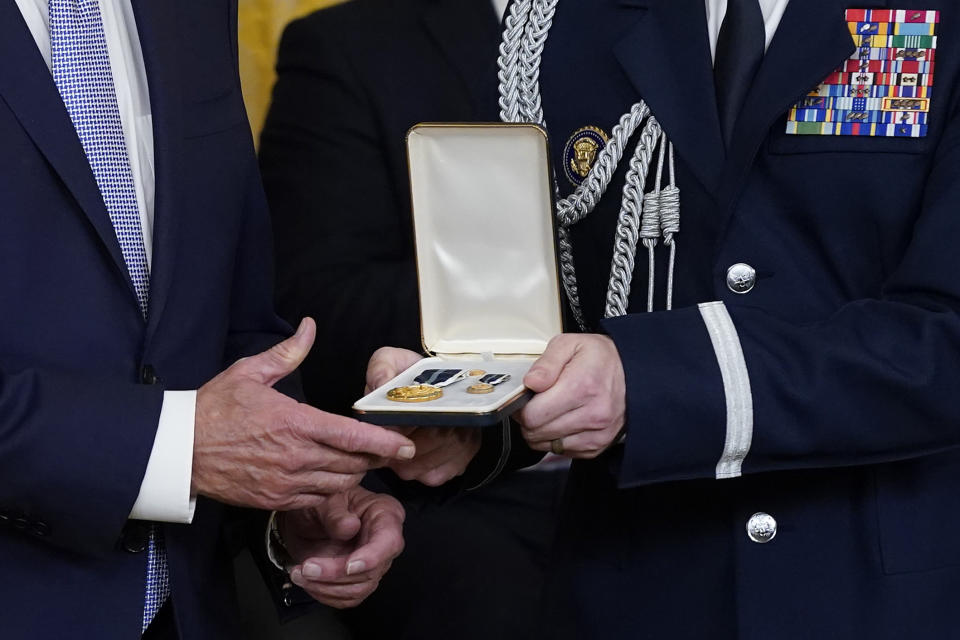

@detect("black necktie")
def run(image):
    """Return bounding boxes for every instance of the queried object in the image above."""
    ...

[714,0,766,146]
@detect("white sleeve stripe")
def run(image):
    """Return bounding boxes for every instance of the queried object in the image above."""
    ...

[698,302,754,479]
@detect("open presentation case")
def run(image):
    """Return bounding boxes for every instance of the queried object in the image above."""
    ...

[353,123,563,427]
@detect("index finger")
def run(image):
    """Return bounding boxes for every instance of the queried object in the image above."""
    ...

[300,408,416,460]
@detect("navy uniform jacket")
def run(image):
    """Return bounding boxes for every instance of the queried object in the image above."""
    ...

[0,0,289,637]
[520,0,960,637]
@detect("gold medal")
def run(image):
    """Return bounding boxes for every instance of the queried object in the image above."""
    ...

[386,384,443,403]
[468,369,487,377]
[466,383,495,394]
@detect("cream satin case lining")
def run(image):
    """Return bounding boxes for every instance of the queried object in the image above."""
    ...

[353,124,563,427]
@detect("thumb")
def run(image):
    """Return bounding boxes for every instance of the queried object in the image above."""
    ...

[524,336,578,393]
[366,348,423,392]
[243,317,316,387]
[316,492,362,542]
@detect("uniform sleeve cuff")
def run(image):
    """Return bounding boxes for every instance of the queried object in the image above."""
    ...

[601,303,742,487]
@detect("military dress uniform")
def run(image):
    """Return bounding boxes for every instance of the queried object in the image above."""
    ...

[493,0,960,637]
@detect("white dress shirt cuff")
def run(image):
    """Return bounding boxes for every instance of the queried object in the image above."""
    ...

[129,390,197,523]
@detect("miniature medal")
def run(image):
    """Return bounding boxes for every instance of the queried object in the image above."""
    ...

[466,383,495,394]
[386,384,443,403]
[466,374,512,395]
[468,369,487,377]
[562,126,609,186]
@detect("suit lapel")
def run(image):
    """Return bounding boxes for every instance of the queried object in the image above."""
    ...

[0,0,137,300]
[130,0,183,336]
[422,0,502,119]
[613,0,726,194]
[724,0,870,182]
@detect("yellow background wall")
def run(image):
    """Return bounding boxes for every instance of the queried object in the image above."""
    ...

[238,0,346,141]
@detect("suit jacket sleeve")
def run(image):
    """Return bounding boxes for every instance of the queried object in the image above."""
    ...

[603,100,960,488]
[259,15,421,415]
[0,366,164,555]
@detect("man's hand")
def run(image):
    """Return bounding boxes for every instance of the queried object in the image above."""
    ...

[365,347,481,486]
[282,487,405,609]
[388,428,481,486]
[191,319,416,511]
[364,346,426,394]
[518,333,626,459]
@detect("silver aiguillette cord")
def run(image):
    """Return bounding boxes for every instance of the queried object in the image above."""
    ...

[497,0,682,326]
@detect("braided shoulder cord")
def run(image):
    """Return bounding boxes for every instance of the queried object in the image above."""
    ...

[556,103,650,226]
[604,118,662,319]
[498,0,530,123]
[518,0,558,126]
[497,0,680,327]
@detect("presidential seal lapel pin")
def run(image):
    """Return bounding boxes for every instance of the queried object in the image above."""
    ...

[563,126,609,186]
[786,9,939,137]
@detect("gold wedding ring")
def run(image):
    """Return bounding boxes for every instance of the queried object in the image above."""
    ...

[386,384,443,403]
[550,438,565,455]
[466,382,495,394]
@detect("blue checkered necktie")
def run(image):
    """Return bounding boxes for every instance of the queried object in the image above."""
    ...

[48,0,168,632]
[49,0,150,314]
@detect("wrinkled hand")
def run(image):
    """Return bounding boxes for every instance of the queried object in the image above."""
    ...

[282,487,405,609]
[365,347,482,486]
[191,319,416,511]
[518,333,626,459]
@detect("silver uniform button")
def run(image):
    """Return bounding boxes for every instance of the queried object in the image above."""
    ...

[746,512,777,544]
[726,263,757,294]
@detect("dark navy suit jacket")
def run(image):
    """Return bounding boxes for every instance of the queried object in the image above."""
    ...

[509,0,960,637]
[0,0,289,637]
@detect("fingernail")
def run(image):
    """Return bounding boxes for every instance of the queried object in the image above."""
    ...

[302,564,323,579]
[346,560,366,576]
[289,567,304,586]
[398,445,416,460]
